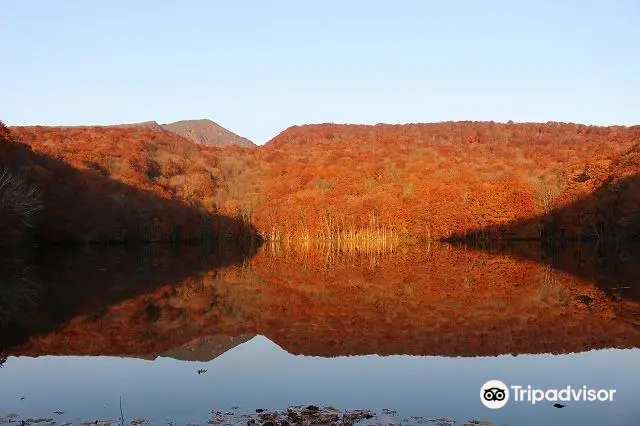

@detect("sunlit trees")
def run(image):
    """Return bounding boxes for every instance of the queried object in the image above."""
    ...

[256,122,640,242]
[525,172,566,215]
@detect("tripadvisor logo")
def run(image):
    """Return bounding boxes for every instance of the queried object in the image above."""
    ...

[481,380,509,409]
[480,380,616,409]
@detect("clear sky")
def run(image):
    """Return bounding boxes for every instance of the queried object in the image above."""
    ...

[1,1,638,144]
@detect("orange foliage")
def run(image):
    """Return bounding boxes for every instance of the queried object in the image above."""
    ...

[2,120,639,243]
[254,122,640,241]
[1,123,260,243]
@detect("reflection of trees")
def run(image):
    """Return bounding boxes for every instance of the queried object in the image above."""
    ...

[536,265,569,307]
[0,355,6,368]
[0,244,262,354]
[2,242,640,358]
[0,263,41,330]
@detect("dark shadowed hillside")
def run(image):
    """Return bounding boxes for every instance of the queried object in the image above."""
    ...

[162,119,255,148]
[1,122,262,244]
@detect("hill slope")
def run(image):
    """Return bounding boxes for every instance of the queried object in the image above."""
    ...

[254,121,640,241]
[2,119,639,244]
[1,122,262,244]
[162,119,255,148]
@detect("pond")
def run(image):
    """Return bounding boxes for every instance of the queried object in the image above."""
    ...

[1,242,639,425]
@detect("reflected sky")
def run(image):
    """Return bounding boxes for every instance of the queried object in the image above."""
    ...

[1,336,638,426]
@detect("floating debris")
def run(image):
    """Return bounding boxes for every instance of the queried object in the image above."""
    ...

[197,369,208,375]
[424,417,457,425]
[553,403,566,408]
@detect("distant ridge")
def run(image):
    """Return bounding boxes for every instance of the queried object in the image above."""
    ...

[111,120,164,131]
[161,119,255,148]
[12,119,256,148]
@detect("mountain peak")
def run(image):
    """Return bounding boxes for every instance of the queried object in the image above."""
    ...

[161,119,255,148]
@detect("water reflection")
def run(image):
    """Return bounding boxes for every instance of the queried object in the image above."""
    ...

[0,244,259,352]
[1,338,638,426]
[3,243,638,358]
[0,243,639,425]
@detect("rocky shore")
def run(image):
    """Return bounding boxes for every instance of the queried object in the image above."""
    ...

[0,405,491,426]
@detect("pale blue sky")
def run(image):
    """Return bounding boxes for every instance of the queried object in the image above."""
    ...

[1,1,638,144]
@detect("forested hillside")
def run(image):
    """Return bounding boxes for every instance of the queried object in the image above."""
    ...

[1,120,639,245]
[0,122,261,244]
[255,122,640,241]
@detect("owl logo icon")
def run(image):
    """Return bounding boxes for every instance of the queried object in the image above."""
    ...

[481,380,510,409]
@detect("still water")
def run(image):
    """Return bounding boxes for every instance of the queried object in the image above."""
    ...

[1,242,639,425]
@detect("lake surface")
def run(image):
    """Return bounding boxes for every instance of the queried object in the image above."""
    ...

[1,242,639,425]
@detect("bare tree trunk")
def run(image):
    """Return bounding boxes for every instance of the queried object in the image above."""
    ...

[0,167,43,243]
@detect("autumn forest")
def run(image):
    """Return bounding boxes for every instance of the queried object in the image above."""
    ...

[1,119,639,248]
[2,118,640,423]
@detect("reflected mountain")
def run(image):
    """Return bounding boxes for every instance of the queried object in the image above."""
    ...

[158,334,255,362]
[2,243,639,360]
